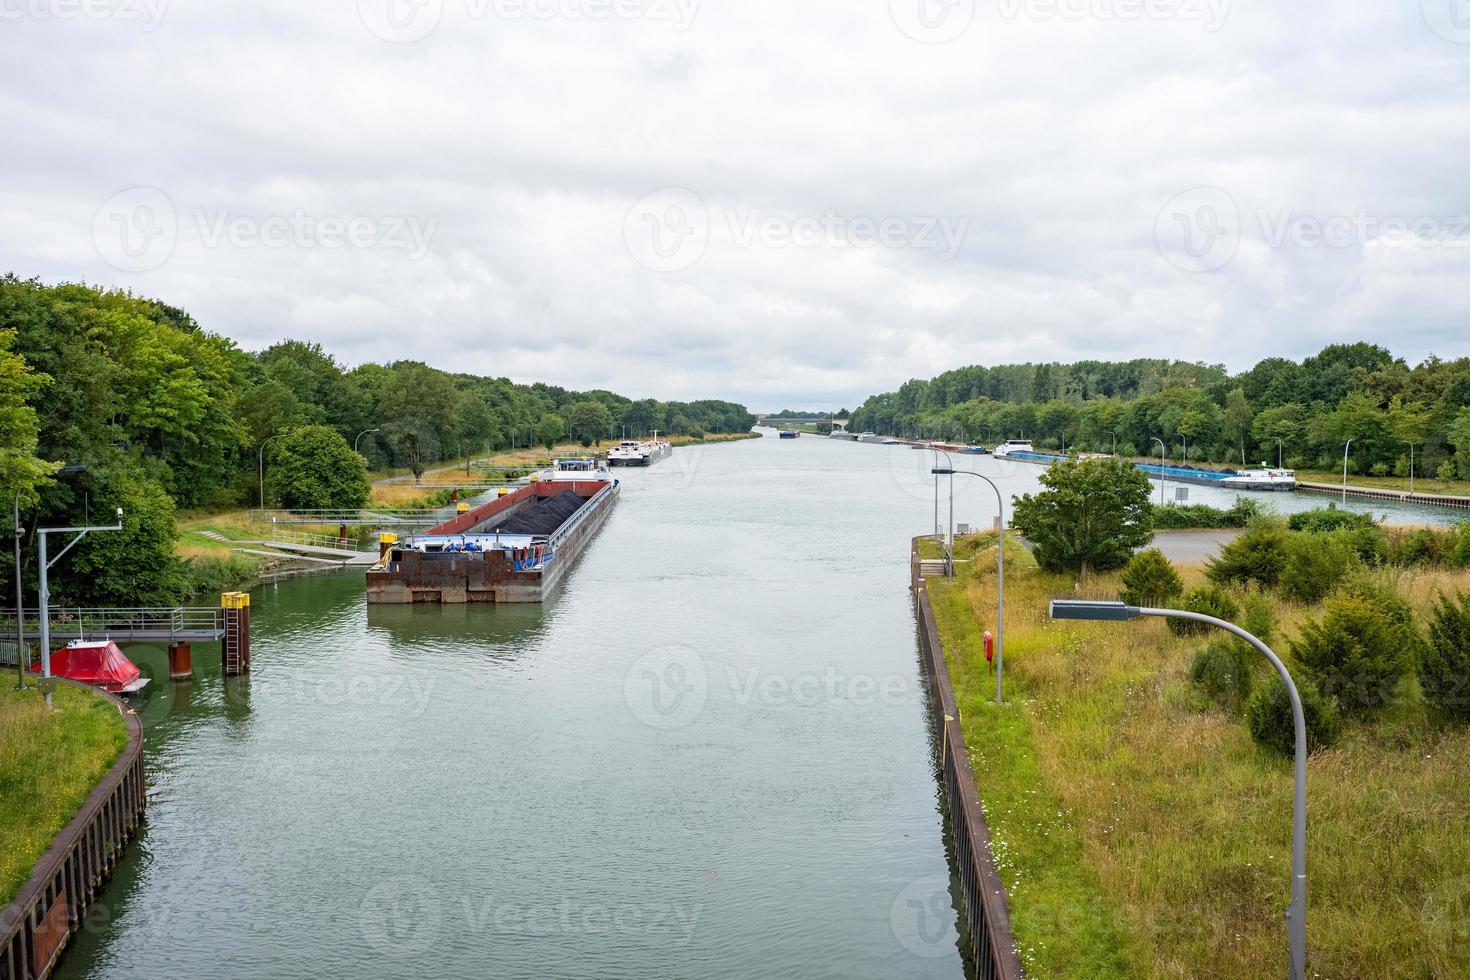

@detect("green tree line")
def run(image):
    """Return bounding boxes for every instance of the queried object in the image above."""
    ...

[849,344,1470,479]
[0,275,754,606]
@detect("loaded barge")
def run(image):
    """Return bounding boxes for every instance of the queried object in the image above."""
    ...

[993,443,1298,491]
[366,459,619,604]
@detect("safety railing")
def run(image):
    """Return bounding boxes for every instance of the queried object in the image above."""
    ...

[260,529,376,553]
[545,482,620,554]
[0,607,225,640]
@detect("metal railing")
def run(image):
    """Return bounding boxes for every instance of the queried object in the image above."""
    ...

[0,607,226,641]
[249,508,455,526]
[546,483,620,554]
[260,529,376,553]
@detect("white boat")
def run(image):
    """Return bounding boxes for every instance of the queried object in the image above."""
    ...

[607,435,673,467]
[829,428,858,441]
[857,432,885,444]
[1220,468,1298,491]
[991,439,1035,459]
[607,440,643,466]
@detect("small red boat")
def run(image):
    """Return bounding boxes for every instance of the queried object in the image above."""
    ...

[32,640,150,694]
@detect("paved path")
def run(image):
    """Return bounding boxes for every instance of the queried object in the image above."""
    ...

[1149,530,1244,564]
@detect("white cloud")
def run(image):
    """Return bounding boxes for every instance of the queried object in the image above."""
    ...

[1,0,1468,410]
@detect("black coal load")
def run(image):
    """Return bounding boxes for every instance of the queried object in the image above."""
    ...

[485,490,587,536]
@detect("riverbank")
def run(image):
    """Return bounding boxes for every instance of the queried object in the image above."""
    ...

[926,543,1470,977]
[0,684,128,905]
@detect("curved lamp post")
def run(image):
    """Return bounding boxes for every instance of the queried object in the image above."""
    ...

[932,463,1007,704]
[1050,599,1307,980]
[355,427,382,456]
[1272,437,1285,469]
[1151,437,1167,506]
[1341,438,1354,505]
[38,510,125,703]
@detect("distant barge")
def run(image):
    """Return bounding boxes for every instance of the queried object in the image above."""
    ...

[994,442,1297,491]
[366,460,619,604]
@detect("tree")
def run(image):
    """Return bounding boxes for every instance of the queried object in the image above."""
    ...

[266,426,370,509]
[1223,387,1253,465]
[0,329,59,508]
[1448,407,1470,480]
[1010,457,1154,578]
[537,413,566,451]
[59,470,184,606]
[565,401,613,446]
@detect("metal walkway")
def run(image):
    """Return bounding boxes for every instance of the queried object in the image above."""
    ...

[0,607,227,642]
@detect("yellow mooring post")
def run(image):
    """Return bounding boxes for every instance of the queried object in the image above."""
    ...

[221,591,251,676]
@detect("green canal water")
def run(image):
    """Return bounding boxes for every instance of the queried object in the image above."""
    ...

[56,435,979,980]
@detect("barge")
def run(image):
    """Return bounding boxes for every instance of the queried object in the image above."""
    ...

[366,459,619,604]
[608,438,673,467]
[994,444,1299,491]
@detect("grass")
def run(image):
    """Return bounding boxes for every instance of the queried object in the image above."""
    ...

[0,683,129,905]
[1294,469,1470,498]
[926,551,1470,978]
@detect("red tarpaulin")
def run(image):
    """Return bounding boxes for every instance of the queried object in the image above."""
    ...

[32,640,147,694]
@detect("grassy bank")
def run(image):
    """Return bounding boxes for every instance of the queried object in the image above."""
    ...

[0,683,129,905]
[1294,469,1470,498]
[926,538,1470,978]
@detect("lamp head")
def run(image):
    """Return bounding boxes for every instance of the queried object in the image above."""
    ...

[1049,599,1140,621]
[115,507,124,519]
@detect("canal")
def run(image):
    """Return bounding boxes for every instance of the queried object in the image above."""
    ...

[58,435,975,980]
[54,434,1461,979]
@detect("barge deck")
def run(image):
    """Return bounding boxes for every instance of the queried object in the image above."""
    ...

[366,465,619,604]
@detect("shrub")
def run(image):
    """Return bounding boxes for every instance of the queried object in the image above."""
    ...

[1149,497,1263,530]
[1279,532,1359,604]
[1290,595,1414,715]
[1239,593,1275,645]
[1119,549,1184,608]
[1456,524,1470,568]
[180,554,257,601]
[1287,507,1376,533]
[1190,641,1253,712]
[1439,460,1458,482]
[1386,527,1457,567]
[1341,524,1390,566]
[1206,526,1290,589]
[1421,592,1470,722]
[1246,676,1341,757]
[1167,585,1241,636]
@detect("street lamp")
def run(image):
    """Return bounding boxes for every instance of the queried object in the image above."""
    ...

[12,494,23,690]
[1151,438,1167,506]
[258,433,288,509]
[1341,438,1354,505]
[38,509,125,697]
[1405,442,1418,495]
[1272,437,1285,469]
[354,427,382,456]
[1049,599,1308,979]
[932,465,1007,704]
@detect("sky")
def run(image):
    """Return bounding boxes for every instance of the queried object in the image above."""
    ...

[2,0,1469,412]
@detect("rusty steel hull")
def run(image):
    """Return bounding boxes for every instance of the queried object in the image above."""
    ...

[365,480,618,604]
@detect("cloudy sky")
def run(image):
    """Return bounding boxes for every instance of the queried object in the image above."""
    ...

[3,1,1469,410]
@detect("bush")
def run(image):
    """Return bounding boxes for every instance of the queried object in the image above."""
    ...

[1149,497,1263,530]
[1190,641,1253,712]
[1167,585,1241,636]
[1279,532,1359,603]
[1246,676,1341,757]
[180,554,257,601]
[1290,596,1414,715]
[1119,549,1184,608]
[1206,526,1290,589]
[1239,593,1275,645]
[1456,524,1470,568]
[1420,592,1470,722]
[1287,507,1376,533]
[1386,526,1461,567]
